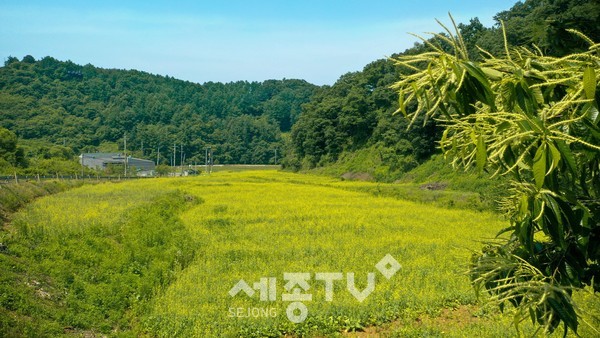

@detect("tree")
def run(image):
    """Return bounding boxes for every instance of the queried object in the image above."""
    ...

[0,127,18,158]
[392,19,599,335]
[4,56,18,67]
[494,0,600,56]
[0,127,26,172]
[155,164,171,176]
[458,18,488,60]
[21,55,35,64]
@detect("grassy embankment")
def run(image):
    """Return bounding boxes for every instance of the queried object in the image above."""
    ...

[0,180,84,224]
[309,154,509,212]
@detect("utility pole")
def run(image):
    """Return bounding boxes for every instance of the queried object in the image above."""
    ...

[124,133,127,177]
[180,144,184,174]
[173,143,176,168]
[274,149,278,165]
[156,146,160,166]
[209,147,213,174]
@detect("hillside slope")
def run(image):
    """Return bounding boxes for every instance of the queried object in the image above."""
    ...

[0,56,318,166]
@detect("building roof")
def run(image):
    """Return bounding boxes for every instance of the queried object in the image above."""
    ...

[81,153,155,170]
[80,152,125,159]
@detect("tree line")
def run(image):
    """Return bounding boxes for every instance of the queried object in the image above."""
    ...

[0,57,317,174]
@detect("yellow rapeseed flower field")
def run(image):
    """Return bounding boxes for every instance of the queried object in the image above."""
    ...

[2,171,598,337]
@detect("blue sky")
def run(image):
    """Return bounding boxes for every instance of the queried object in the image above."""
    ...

[0,0,518,85]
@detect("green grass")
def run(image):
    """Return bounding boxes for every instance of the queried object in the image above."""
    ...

[304,153,508,212]
[0,171,598,337]
[1,180,199,336]
[398,154,509,206]
[307,145,418,183]
[0,180,83,223]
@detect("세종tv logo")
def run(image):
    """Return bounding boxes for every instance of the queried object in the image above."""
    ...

[227,254,401,323]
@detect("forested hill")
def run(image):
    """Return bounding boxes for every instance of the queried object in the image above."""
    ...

[0,56,318,166]
[283,0,600,180]
[1,0,598,177]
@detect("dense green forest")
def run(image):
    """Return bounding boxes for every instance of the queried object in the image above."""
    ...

[1,0,598,178]
[284,0,600,180]
[0,59,317,173]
